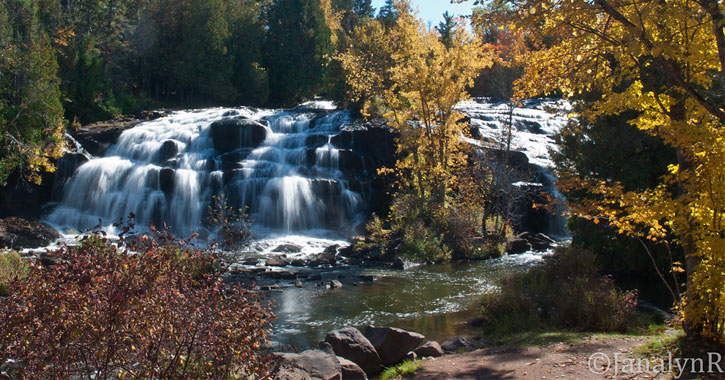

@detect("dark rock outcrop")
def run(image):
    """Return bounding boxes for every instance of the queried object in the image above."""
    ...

[364,326,425,366]
[0,217,60,249]
[323,328,381,375]
[210,118,267,153]
[506,238,531,254]
[265,256,289,267]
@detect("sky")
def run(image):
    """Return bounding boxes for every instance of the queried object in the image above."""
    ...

[370,0,476,28]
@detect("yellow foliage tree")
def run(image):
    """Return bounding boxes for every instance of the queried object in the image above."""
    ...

[338,0,492,206]
[470,0,725,341]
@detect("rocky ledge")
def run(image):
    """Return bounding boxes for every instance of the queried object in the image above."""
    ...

[0,217,60,250]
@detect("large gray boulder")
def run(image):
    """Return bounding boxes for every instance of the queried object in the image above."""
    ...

[337,357,367,380]
[278,349,342,380]
[323,328,381,375]
[364,326,425,366]
[413,341,444,358]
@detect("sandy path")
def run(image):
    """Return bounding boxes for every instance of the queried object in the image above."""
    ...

[409,336,672,380]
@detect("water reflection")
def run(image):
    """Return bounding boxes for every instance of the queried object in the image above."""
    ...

[270,252,549,350]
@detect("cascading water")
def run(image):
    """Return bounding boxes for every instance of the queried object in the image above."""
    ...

[46,104,368,239]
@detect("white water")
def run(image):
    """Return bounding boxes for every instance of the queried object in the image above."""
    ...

[46,103,366,243]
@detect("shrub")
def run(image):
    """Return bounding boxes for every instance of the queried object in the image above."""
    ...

[0,250,28,296]
[205,194,254,250]
[481,245,638,335]
[0,232,276,380]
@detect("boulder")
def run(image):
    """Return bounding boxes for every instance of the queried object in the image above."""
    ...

[0,217,60,250]
[506,238,531,254]
[323,328,381,375]
[265,256,289,267]
[337,357,367,380]
[441,336,471,352]
[405,351,418,361]
[391,257,405,270]
[210,118,267,153]
[159,168,175,195]
[413,341,444,358]
[157,140,179,162]
[278,349,342,380]
[364,326,425,366]
[528,233,555,251]
[313,245,338,266]
[273,244,303,253]
[327,280,343,289]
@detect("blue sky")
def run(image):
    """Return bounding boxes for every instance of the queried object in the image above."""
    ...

[370,0,476,27]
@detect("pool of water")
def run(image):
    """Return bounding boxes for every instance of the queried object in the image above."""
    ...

[268,251,551,350]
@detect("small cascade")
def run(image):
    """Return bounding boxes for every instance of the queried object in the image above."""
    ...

[46,104,368,237]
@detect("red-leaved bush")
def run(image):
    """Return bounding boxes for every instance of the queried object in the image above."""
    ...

[0,231,277,379]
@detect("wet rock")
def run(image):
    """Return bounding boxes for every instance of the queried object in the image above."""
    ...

[312,246,337,266]
[157,140,179,162]
[441,336,471,352]
[323,327,381,375]
[506,238,531,254]
[210,118,267,153]
[273,244,303,253]
[327,280,343,289]
[0,217,60,250]
[337,357,367,380]
[294,280,303,288]
[265,256,289,267]
[290,259,306,267]
[261,284,280,291]
[413,341,444,358]
[364,326,425,366]
[391,257,405,270]
[278,349,342,380]
[528,233,555,251]
[357,275,376,282]
[241,257,259,265]
[159,168,175,195]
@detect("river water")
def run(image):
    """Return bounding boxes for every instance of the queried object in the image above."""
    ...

[268,250,551,350]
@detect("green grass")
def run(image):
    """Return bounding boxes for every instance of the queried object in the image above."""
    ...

[480,309,669,348]
[380,360,424,380]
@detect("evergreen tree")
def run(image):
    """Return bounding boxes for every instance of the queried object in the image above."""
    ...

[376,0,397,27]
[0,0,64,185]
[353,0,375,19]
[265,0,333,106]
[436,11,456,48]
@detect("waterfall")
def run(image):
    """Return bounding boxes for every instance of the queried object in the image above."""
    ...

[46,104,367,237]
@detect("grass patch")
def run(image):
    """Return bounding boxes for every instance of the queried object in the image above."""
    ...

[380,360,424,380]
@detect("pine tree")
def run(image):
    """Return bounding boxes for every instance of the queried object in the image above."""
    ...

[0,0,64,186]
[436,11,456,48]
[265,0,333,106]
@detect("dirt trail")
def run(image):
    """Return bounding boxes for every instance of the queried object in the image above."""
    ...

[410,336,673,380]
